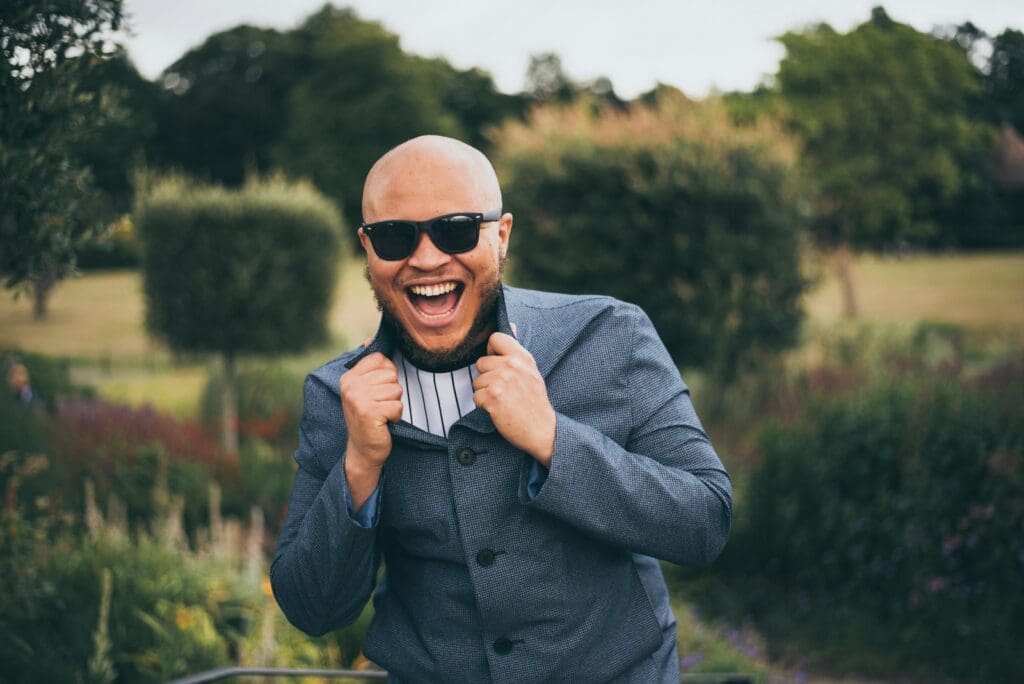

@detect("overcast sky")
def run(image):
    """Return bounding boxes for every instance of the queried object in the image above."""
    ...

[121,0,1020,98]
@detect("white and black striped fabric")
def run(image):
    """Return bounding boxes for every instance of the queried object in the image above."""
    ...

[391,350,478,437]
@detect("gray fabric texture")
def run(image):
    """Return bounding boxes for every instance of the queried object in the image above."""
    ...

[270,284,733,682]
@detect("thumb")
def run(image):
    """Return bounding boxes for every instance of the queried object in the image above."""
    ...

[510,322,518,339]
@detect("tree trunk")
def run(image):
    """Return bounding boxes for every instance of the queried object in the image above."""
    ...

[221,353,239,455]
[30,273,56,320]
[834,242,859,318]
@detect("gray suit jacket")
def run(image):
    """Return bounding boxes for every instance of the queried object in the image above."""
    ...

[271,285,732,682]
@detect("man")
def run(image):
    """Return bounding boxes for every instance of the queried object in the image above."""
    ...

[271,135,732,682]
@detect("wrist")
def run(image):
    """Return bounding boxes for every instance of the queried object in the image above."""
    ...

[345,443,384,511]
[527,409,557,467]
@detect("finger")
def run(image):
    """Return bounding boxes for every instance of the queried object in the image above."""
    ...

[486,332,521,356]
[361,367,400,386]
[353,352,395,373]
[364,383,403,401]
[472,386,501,408]
[471,387,489,407]
[474,354,500,374]
[510,322,518,338]
[471,372,501,392]
[363,337,374,348]
[381,399,404,423]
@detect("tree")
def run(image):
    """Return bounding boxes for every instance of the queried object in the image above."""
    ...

[524,52,625,110]
[273,6,466,229]
[524,53,578,104]
[134,175,344,453]
[0,0,125,317]
[147,25,301,186]
[417,60,527,152]
[491,93,809,379]
[774,7,997,315]
[987,29,1024,131]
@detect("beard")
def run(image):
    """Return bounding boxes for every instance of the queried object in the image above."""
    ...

[366,258,505,371]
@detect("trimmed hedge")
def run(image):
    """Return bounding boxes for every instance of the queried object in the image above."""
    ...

[135,174,344,357]
[491,93,810,376]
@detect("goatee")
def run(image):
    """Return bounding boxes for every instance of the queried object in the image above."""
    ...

[367,261,504,372]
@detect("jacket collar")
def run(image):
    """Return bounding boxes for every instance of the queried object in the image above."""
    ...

[342,283,591,440]
[343,285,518,440]
[344,283,518,371]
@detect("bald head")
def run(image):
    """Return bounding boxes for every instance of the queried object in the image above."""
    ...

[362,135,503,221]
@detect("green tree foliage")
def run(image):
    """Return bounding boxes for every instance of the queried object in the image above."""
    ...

[988,29,1024,131]
[75,50,160,217]
[272,6,463,228]
[940,23,1024,246]
[146,7,523,231]
[775,7,997,250]
[491,92,809,377]
[134,174,343,451]
[0,0,125,316]
[525,52,578,103]
[149,25,301,186]
[525,51,625,110]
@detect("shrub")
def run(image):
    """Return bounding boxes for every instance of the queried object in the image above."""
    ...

[0,395,48,456]
[76,214,141,270]
[199,361,303,448]
[0,499,259,682]
[491,92,810,377]
[135,173,344,358]
[727,358,1024,681]
[233,440,296,536]
[49,397,231,533]
[0,458,372,682]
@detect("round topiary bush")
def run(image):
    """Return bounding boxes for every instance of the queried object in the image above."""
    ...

[491,92,811,377]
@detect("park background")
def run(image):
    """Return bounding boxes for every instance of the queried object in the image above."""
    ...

[2,1,1023,682]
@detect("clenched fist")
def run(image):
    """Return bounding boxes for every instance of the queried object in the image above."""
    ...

[340,352,403,509]
[473,332,557,466]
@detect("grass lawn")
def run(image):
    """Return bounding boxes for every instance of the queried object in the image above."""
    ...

[2,250,1021,416]
[803,250,1024,330]
[0,258,378,414]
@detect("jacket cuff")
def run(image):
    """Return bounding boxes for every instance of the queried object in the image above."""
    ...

[339,457,384,529]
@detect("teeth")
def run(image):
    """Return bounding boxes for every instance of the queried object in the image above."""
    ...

[409,282,458,297]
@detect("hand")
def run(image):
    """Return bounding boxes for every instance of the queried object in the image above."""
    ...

[473,331,556,466]
[339,351,403,508]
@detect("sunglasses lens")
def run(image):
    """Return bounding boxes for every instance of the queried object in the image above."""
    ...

[432,215,480,253]
[371,222,418,260]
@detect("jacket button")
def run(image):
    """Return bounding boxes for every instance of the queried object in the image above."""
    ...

[476,548,496,567]
[457,447,476,466]
[493,637,513,655]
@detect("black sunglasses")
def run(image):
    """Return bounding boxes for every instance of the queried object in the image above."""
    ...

[360,209,502,261]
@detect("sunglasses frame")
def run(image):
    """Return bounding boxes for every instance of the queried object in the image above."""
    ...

[360,209,502,261]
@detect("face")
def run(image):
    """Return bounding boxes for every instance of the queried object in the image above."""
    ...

[360,166,512,369]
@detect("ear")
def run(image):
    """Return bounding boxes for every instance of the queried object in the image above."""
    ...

[498,212,512,259]
[357,226,370,253]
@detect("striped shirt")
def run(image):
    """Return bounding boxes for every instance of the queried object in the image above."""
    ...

[391,349,478,438]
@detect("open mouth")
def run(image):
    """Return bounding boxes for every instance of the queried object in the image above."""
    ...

[405,281,465,323]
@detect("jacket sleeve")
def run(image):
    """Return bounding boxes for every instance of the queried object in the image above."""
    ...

[269,373,382,636]
[525,305,733,568]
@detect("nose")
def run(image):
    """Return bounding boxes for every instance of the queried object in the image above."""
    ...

[406,230,452,271]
